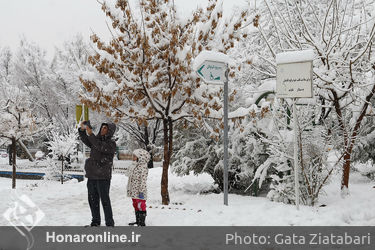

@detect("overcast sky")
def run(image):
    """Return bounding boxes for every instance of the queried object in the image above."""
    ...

[0,0,247,57]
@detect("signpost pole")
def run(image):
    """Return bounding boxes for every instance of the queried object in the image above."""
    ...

[193,51,230,206]
[292,98,300,210]
[223,66,229,206]
[276,50,314,210]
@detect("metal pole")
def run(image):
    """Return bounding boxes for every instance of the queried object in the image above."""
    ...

[293,98,300,210]
[223,66,229,206]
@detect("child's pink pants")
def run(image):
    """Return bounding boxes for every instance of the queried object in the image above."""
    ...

[132,198,146,211]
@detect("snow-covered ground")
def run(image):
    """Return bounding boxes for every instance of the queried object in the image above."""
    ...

[0,159,375,226]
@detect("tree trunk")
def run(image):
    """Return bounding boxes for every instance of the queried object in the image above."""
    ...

[161,119,171,205]
[168,118,173,161]
[340,139,356,196]
[144,125,154,169]
[341,151,351,194]
[331,90,351,196]
[61,157,64,184]
[338,82,375,194]
[11,137,16,189]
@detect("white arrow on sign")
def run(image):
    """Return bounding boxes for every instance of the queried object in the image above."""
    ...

[196,60,227,85]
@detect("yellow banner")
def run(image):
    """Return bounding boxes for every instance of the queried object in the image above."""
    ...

[75,105,89,124]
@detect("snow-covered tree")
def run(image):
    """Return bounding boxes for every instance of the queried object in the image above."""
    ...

[118,119,162,168]
[80,0,249,204]
[0,47,12,84]
[13,37,88,133]
[251,98,337,206]
[50,35,94,131]
[46,127,78,184]
[13,38,56,122]
[0,52,47,188]
[240,0,375,196]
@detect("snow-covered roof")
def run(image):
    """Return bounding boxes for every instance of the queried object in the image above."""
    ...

[276,50,314,64]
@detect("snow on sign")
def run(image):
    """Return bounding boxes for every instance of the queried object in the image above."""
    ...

[193,51,229,84]
[276,50,314,98]
[196,61,227,84]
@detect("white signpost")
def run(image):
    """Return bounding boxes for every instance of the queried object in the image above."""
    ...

[276,61,313,98]
[276,50,314,210]
[194,51,230,205]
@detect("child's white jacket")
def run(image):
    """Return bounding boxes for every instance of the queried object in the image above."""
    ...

[126,149,150,200]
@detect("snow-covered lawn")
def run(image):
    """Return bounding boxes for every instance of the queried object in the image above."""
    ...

[0,160,374,226]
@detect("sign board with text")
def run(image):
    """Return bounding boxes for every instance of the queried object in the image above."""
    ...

[196,60,227,85]
[276,61,313,98]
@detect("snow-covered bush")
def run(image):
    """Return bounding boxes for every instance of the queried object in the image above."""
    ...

[45,127,78,182]
[350,105,375,180]
[264,128,333,206]
[352,161,375,181]
[172,108,270,195]
[352,108,375,162]
[252,100,335,206]
[35,151,45,160]
[352,131,375,165]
